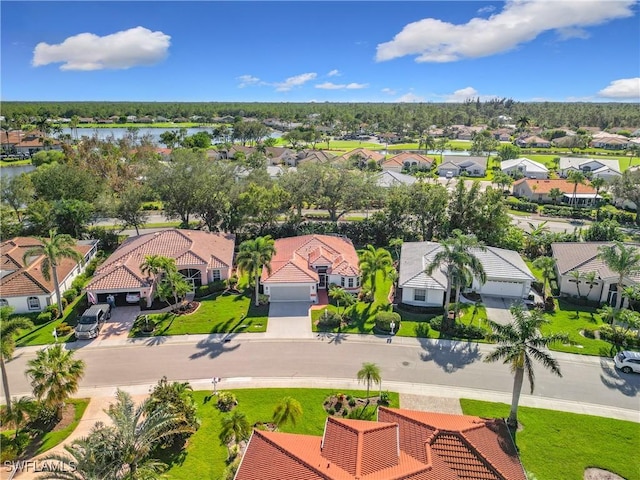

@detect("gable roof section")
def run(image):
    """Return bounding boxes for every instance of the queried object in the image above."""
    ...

[383,152,434,168]
[441,156,488,170]
[551,242,640,282]
[558,157,620,173]
[337,148,385,163]
[262,235,359,284]
[0,237,92,298]
[376,171,418,187]
[501,158,548,173]
[513,178,596,195]
[86,229,235,291]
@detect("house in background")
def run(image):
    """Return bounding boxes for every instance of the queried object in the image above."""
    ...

[512,178,600,206]
[558,157,621,181]
[501,157,549,179]
[335,148,385,167]
[398,242,534,307]
[381,152,434,173]
[0,237,98,313]
[85,229,235,307]
[235,406,527,480]
[438,156,487,177]
[261,235,360,303]
[551,242,640,305]
[376,170,418,188]
[515,135,551,148]
[296,149,336,165]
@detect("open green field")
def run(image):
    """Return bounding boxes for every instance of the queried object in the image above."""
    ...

[460,399,640,480]
[0,159,32,167]
[130,291,269,337]
[163,388,399,479]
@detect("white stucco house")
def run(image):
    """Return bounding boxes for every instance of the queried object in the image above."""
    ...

[438,156,487,177]
[501,157,549,179]
[559,157,621,181]
[0,237,99,314]
[398,242,535,307]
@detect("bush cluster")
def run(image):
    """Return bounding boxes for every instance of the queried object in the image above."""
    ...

[55,323,73,336]
[429,316,485,339]
[217,391,238,412]
[599,325,640,348]
[194,280,226,299]
[35,311,53,325]
[506,197,539,213]
[374,311,401,333]
[63,288,79,304]
[317,309,341,329]
[541,205,593,219]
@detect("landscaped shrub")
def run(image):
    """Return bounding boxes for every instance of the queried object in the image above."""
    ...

[395,303,444,315]
[599,325,640,348]
[45,304,60,318]
[217,391,238,412]
[55,323,73,336]
[429,315,444,331]
[507,197,539,213]
[317,309,341,329]
[35,312,53,325]
[71,274,88,291]
[378,391,391,406]
[582,329,596,339]
[226,275,239,290]
[63,288,78,303]
[194,285,210,299]
[208,280,226,293]
[374,311,401,333]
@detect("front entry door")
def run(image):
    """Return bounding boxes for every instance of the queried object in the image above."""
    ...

[319,274,327,289]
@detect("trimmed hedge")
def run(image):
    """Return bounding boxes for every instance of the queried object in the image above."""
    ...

[317,310,341,329]
[599,325,640,349]
[507,197,539,213]
[35,312,53,325]
[375,311,401,333]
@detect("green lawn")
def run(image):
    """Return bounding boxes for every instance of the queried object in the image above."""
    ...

[0,159,32,167]
[36,398,89,454]
[460,399,639,480]
[163,388,399,479]
[130,291,269,337]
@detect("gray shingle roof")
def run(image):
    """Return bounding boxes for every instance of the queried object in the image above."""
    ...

[551,242,640,282]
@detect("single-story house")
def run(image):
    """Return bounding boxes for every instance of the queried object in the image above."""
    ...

[559,157,621,181]
[552,242,640,305]
[501,157,549,179]
[235,407,526,480]
[376,170,417,188]
[512,178,600,205]
[85,229,235,307]
[296,149,336,165]
[591,136,629,150]
[261,234,360,303]
[381,152,434,173]
[1,130,62,156]
[438,156,487,177]
[0,237,99,314]
[235,165,289,180]
[398,242,534,307]
[515,135,551,148]
[335,148,385,167]
[224,146,298,166]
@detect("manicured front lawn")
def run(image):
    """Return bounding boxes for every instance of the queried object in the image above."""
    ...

[36,398,89,454]
[460,399,639,480]
[130,292,268,337]
[163,388,399,479]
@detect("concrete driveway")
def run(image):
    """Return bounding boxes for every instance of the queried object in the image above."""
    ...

[266,302,313,338]
[481,296,520,325]
[97,306,139,342]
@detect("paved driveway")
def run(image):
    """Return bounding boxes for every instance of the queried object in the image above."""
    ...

[481,296,519,325]
[266,302,313,338]
[98,306,139,341]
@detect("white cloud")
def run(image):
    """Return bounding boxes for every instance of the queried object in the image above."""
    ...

[445,87,479,102]
[376,0,635,63]
[397,92,425,103]
[382,87,397,95]
[477,5,496,15]
[315,82,368,90]
[598,77,640,99]
[275,72,317,92]
[237,75,262,88]
[327,69,340,77]
[32,26,170,70]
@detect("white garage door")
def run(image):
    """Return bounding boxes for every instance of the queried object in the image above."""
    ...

[480,280,524,298]
[269,286,310,302]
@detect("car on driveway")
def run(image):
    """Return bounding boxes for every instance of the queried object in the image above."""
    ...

[614,350,640,374]
[75,304,111,340]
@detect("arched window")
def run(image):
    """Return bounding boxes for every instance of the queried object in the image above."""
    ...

[27,297,40,310]
[178,269,202,288]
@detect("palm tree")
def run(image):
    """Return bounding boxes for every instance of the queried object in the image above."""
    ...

[568,270,583,299]
[219,410,251,455]
[357,245,393,297]
[597,242,640,311]
[140,254,166,282]
[532,256,556,302]
[516,116,531,132]
[548,187,563,205]
[590,176,606,220]
[0,306,33,414]
[22,229,83,318]
[26,344,85,420]
[389,238,403,261]
[484,304,567,428]
[236,236,276,306]
[0,396,36,442]
[356,362,381,399]
[566,170,586,208]
[328,285,355,319]
[272,396,303,428]
[524,221,550,258]
[157,269,192,308]
[583,271,598,300]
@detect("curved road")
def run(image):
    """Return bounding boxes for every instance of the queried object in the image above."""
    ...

[4,336,639,420]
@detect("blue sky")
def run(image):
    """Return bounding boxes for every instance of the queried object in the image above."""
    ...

[2,1,639,102]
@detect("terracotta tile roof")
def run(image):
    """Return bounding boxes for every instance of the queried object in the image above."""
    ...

[236,408,525,480]
[86,229,235,291]
[262,235,360,284]
[513,178,596,195]
[337,148,385,163]
[0,237,92,297]
[383,152,435,168]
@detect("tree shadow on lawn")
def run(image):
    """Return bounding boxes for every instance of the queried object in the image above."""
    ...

[599,350,640,397]
[418,338,482,373]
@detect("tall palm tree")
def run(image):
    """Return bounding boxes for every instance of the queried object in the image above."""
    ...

[566,170,586,208]
[357,245,393,297]
[272,396,303,428]
[532,256,556,302]
[524,221,550,258]
[597,242,640,311]
[0,396,36,442]
[328,285,355,318]
[590,176,606,220]
[236,236,276,306]
[356,362,381,399]
[0,306,33,414]
[26,344,85,420]
[548,187,563,205]
[516,116,531,132]
[484,304,567,428]
[219,410,251,454]
[568,270,583,299]
[583,271,598,300]
[22,229,83,318]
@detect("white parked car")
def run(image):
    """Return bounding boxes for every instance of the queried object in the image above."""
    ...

[614,350,640,374]
[126,293,141,303]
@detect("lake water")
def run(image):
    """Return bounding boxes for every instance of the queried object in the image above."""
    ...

[64,127,282,143]
[379,149,470,156]
[1,164,36,178]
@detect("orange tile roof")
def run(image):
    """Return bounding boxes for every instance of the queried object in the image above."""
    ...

[0,237,92,297]
[338,148,385,163]
[262,235,359,284]
[235,408,526,480]
[383,152,435,167]
[86,229,234,291]
[513,178,596,195]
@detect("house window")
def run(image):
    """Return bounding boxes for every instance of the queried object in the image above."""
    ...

[414,289,426,302]
[348,278,354,288]
[27,297,40,310]
[212,270,221,281]
[341,277,345,287]
[0,299,7,307]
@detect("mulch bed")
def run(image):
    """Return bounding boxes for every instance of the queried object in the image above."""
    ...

[323,394,383,417]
